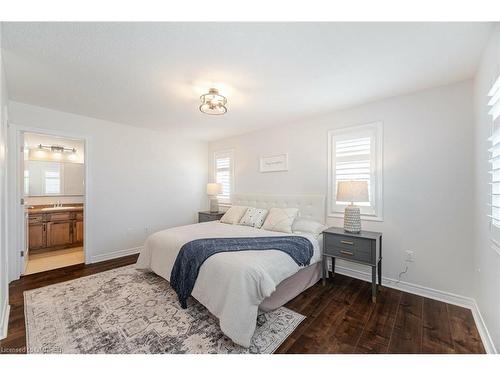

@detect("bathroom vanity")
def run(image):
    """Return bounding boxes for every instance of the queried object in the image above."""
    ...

[27,206,84,252]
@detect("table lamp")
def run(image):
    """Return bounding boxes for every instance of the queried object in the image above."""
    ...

[206,183,223,213]
[336,180,369,233]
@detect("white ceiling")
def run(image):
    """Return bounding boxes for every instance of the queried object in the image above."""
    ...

[1,22,493,141]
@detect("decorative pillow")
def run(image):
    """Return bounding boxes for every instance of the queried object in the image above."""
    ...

[220,206,248,225]
[292,218,328,238]
[238,207,269,228]
[262,207,299,233]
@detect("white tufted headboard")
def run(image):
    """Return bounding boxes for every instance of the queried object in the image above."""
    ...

[231,194,326,224]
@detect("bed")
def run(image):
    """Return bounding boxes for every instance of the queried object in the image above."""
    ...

[135,194,326,347]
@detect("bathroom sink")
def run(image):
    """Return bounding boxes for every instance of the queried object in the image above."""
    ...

[40,206,77,211]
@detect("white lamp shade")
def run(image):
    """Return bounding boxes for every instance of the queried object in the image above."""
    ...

[336,181,369,203]
[206,183,223,196]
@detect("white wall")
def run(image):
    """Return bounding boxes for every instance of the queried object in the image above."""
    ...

[0,23,11,339]
[209,80,475,298]
[473,24,500,352]
[8,101,208,268]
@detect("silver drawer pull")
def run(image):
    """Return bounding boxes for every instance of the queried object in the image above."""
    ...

[340,250,354,256]
[340,240,354,245]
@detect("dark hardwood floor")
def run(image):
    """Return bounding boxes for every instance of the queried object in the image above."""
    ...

[278,276,485,354]
[0,255,485,354]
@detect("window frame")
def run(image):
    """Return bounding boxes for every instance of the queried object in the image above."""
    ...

[327,122,383,221]
[213,149,234,205]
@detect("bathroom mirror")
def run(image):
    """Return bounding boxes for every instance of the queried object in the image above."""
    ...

[25,160,84,196]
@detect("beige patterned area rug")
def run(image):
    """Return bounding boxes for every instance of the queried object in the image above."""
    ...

[24,265,305,354]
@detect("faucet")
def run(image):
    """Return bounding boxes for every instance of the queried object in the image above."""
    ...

[53,201,62,208]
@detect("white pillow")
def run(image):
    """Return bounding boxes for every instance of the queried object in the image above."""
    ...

[262,207,299,233]
[292,218,328,237]
[238,207,269,228]
[220,206,248,224]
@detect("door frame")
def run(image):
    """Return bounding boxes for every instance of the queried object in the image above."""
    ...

[7,124,91,281]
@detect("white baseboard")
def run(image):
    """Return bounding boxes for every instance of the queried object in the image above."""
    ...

[470,300,498,354]
[89,247,142,264]
[0,303,10,340]
[334,265,497,354]
[334,265,474,307]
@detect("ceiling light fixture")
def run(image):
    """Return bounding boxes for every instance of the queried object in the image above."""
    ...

[199,88,227,115]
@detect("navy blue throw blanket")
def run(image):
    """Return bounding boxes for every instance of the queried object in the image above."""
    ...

[170,236,313,308]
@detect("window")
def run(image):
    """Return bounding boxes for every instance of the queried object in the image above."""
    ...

[328,122,383,220]
[44,170,61,195]
[213,150,234,204]
[488,74,500,245]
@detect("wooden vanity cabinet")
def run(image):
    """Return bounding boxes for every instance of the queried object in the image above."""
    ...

[74,219,84,244]
[28,222,46,250]
[28,208,84,252]
[46,221,73,247]
[28,214,46,250]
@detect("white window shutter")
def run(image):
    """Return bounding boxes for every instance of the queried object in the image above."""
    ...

[488,75,500,240]
[334,136,371,205]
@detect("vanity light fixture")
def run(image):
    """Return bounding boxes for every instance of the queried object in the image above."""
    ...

[199,88,227,115]
[38,144,77,154]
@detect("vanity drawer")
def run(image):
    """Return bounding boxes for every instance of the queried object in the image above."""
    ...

[28,214,44,224]
[47,212,72,222]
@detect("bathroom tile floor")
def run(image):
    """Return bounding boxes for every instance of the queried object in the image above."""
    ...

[24,247,84,275]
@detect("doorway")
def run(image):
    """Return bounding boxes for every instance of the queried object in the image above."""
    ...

[21,132,85,275]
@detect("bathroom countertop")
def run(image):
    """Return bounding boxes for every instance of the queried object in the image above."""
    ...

[27,204,84,214]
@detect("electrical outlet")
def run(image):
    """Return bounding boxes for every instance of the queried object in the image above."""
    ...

[144,226,151,234]
[405,250,415,262]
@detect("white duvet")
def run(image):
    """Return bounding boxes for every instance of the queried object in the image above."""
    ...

[135,221,320,347]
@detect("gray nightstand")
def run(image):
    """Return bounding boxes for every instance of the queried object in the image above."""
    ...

[198,211,224,223]
[322,227,382,302]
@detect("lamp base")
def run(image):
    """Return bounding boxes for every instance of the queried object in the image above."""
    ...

[209,197,219,213]
[344,205,361,233]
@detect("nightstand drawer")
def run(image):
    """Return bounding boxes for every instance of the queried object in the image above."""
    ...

[324,245,373,263]
[324,234,372,253]
[198,212,224,223]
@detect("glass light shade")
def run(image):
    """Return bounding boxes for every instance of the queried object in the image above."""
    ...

[199,88,227,115]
